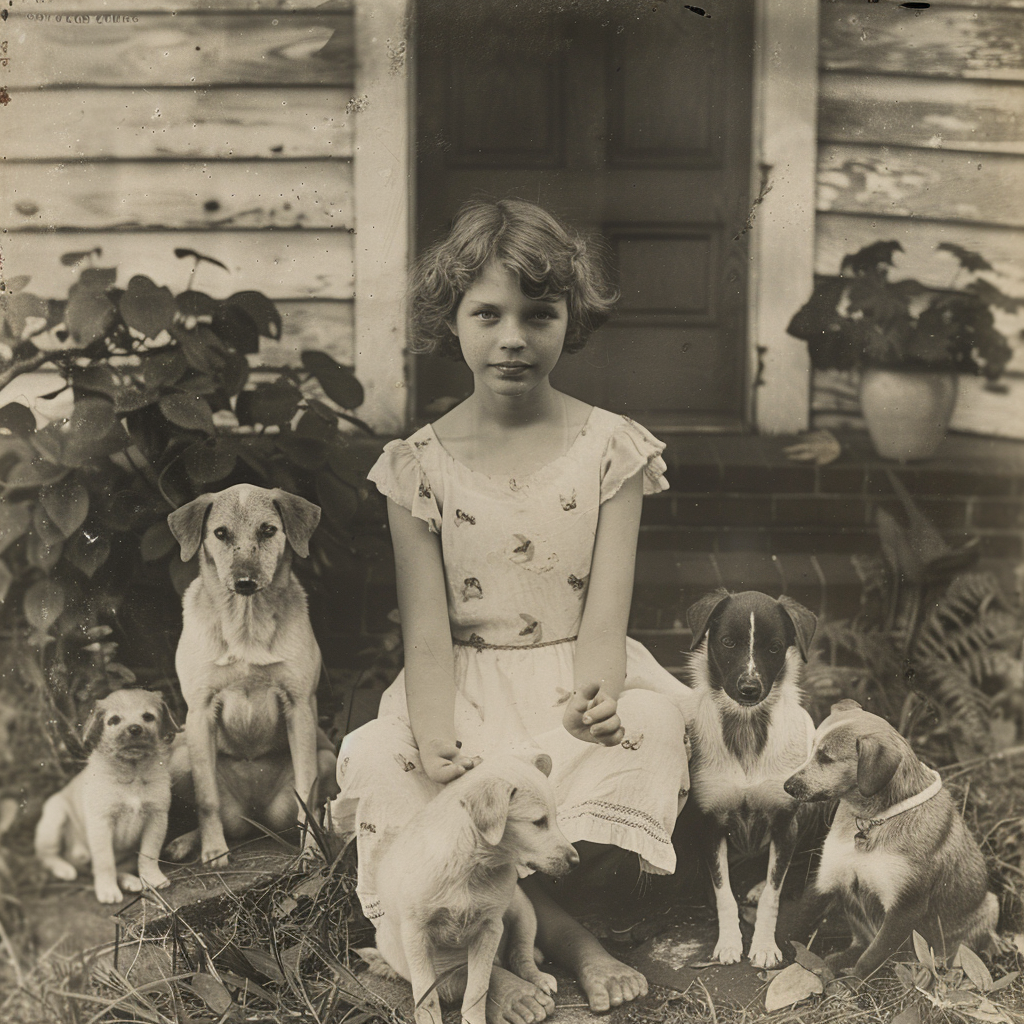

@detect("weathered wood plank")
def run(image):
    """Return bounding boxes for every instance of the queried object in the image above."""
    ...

[0,231,353,299]
[820,3,1024,81]
[1,160,353,230]
[33,2,352,10]
[0,88,352,160]
[817,144,1024,228]
[3,12,353,88]
[268,299,354,366]
[816,211,1024,289]
[819,74,1024,155]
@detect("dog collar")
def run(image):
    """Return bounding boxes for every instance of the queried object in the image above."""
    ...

[854,767,942,838]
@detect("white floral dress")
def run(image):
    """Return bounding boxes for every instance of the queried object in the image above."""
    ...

[331,407,692,925]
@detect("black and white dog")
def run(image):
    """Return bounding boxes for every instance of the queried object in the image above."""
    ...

[685,589,817,968]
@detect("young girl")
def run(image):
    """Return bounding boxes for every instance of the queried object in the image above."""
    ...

[333,199,692,1021]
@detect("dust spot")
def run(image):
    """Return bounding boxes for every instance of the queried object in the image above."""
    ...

[649,935,706,969]
[203,199,221,213]
[15,202,39,216]
[387,38,406,75]
[346,95,369,115]
[683,5,710,16]
[0,88,10,106]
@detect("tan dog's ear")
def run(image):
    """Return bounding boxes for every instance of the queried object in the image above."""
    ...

[81,703,106,752]
[460,776,514,846]
[832,699,863,715]
[272,491,321,559]
[532,752,553,778]
[856,734,901,797]
[686,589,731,650]
[168,494,214,562]
[777,595,817,661]
[156,698,181,743]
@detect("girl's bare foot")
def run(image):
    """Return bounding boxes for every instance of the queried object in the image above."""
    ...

[524,878,649,1013]
[486,966,555,1024]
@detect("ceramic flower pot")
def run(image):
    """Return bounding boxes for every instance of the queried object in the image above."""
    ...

[859,368,958,461]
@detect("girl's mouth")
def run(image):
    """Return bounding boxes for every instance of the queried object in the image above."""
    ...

[492,361,531,375]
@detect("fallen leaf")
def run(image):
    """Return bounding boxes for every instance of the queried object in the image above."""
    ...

[892,1005,921,1024]
[764,962,823,1012]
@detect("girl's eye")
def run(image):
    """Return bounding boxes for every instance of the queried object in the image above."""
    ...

[142,712,155,722]
[474,309,498,321]
[259,524,277,539]
[108,716,121,726]
[213,526,229,541]
[720,637,736,649]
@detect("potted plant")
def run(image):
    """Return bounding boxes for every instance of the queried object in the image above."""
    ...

[787,241,1018,460]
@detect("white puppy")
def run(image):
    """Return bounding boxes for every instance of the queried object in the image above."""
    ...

[34,689,177,904]
[367,753,579,1024]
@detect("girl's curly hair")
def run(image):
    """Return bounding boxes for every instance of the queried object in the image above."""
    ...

[409,198,619,360]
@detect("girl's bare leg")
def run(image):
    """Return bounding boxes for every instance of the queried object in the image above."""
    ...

[522,859,648,1014]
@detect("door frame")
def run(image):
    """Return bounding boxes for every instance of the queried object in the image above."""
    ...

[352,0,819,436]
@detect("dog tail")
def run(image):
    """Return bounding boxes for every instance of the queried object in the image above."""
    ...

[34,796,78,880]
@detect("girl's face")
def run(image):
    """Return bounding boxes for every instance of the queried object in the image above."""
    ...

[450,261,568,398]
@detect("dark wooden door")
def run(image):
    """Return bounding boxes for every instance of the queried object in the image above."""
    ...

[415,0,754,430]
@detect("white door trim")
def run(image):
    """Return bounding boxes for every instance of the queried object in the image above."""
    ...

[747,0,820,435]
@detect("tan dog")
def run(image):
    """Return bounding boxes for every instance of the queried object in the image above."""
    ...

[34,689,177,903]
[363,753,579,1024]
[166,484,334,866]
[785,700,1001,978]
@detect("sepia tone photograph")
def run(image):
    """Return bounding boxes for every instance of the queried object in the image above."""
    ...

[1,0,1023,1021]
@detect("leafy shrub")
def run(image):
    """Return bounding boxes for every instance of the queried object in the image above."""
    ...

[0,250,389,750]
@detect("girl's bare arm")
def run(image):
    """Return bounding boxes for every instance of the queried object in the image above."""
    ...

[387,498,476,782]
[564,469,643,745]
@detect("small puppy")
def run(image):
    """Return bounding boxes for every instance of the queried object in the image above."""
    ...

[167,484,333,866]
[34,689,177,904]
[366,753,578,1024]
[784,700,1001,978]
[685,589,817,968]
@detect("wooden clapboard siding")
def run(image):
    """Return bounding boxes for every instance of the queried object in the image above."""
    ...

[2,160,354,231]
[820,3,1024,80]
[819,75,1024,154]
[2,232,353,300]
[5,11,353,88]
[1,88,352,160]
[818,145,1024,227]
[269,299,354,366]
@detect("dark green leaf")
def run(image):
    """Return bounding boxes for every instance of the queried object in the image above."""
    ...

[173,323,225,375]
[0,562,11,604]
[325,446,362,488]
[24,578,66,632]
[71,365,157,414]
[302,351,364,409]
[27,533,63,571]
[212,304,259,355]
[182,438,238,485]
[173,248,229,272]
[177,371,220,396]
[159,393,216,434]
[65,279,116,347]
[5,275,31,294]
[275,434,325,471]
[119,275,176,338]
[175,290,218,319]
[59,248,102,267]
[317,471,359,526]
[140,520,177,561]
[4,457,68,489]
[65,530,110,578]
[225,291,282,341]
[238,381,301,427]
[41,478,89,537]
[33,505,64,546]
[841,241,903,278]
[78,268,117,290]
[295,407,337,443]
[143,349,188,389]
[187,974,233,1015]
[1,291,48,339]
[0,402,37,436]
[219,349,250,398]
[0,501,32,555]
[965,278,1024,314]
[937,242,993,274]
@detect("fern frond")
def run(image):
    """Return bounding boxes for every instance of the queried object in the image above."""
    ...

[921,658,992,753]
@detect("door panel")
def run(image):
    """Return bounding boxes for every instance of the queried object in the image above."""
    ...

[415,0,754,429]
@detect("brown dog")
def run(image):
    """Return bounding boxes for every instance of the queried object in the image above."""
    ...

[166,484,336,866]
[35,689,177,903]
[785,700,1001,977]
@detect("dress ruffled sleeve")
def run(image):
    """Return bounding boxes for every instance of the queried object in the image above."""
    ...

[366,439,442,534]
[600,416,671,503]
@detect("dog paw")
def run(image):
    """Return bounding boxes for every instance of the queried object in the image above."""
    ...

[47,861,78,882]
[140,871,171,890]
[118,872,143,893]
[164,831,199,862]
[713,934,744,965]
[533,972,557,997]
[749,941,783,969]
[201,845,230,868]
[94,880,124,904]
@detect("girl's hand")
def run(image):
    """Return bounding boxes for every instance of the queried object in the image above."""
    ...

[420,738,481,784]
[563,681,624,746]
